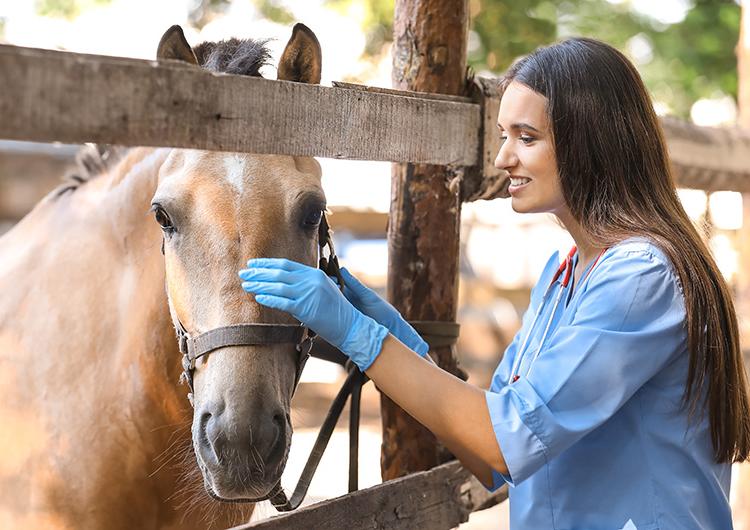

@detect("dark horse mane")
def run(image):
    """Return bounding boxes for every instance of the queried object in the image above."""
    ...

[57,37,272,197]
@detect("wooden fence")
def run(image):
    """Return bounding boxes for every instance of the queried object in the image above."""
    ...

[3,44,750,200]
[233,461,507,530]
[2,42,750,528]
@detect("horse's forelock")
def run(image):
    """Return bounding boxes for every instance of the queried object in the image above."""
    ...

[193,38,272,77]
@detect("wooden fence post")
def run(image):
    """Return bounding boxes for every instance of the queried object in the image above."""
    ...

[383,0,469,480]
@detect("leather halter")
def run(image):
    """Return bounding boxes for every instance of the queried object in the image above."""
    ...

[165,214,462,511]
[168,213,357,511]
[174,214,341,404]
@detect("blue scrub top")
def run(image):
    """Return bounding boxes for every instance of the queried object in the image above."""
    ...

[484,238,732,529]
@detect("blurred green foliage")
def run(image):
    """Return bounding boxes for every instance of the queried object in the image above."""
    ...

[326,0,394,55]
[503,0,740,117]
[253,0,295,25]
[35,0,111,20]
[188,0,232,28]
[320,0,740,118]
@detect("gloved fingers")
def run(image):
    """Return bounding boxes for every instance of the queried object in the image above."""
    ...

[246,257,309,272]
[238,267,295,283]
[340,267,378,301]
[241,281,296,299]
[340,267,365,291]
[339,268,370,303]
[253,293,296,313]
[340,283,359,305]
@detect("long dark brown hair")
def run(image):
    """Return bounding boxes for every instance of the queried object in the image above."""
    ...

[503,37,750,463]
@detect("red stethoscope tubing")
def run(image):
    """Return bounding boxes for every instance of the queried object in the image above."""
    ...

[508,246,607,384]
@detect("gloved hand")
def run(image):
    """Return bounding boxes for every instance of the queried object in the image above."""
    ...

[238,258,389,371]
[339,268,429,357]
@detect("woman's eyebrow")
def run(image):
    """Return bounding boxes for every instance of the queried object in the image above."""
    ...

[496,122,542,133]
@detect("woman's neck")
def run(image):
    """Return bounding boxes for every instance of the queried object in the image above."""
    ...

[556,210,604,273]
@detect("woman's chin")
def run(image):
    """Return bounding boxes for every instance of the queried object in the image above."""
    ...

[510,197,534,214]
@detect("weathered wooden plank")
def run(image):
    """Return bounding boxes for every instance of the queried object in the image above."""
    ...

[3,45,750,194]
[234,460,507,530]
[661,116,750,193]
[332,80,474,103]
[464,76,509,202]
[0,142,76,219]
[0,44,480,166]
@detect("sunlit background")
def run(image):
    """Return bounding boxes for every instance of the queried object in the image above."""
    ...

[0,0,744,527]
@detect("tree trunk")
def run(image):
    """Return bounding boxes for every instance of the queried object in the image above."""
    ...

[732,3,750,527]
[382,0,469,480]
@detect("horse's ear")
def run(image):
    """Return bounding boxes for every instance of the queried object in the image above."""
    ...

[157,25,199,65]
[277,23,321,84]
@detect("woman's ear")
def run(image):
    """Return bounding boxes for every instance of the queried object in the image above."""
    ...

[156,25,199,65]
[277,23,321,84]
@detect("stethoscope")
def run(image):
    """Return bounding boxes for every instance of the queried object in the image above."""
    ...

[507,246,607,385]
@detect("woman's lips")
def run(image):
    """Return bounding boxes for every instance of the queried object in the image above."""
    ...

[508,176,531,194]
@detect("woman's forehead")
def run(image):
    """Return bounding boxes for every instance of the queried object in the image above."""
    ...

[497,81,548,131]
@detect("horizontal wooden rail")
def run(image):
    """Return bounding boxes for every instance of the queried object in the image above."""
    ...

[233,460,507,530]
[0,44,479,166]
[2,45,750,195]
[661,116,750,193]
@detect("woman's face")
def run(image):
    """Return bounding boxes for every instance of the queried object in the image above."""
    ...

[495,81,567,218]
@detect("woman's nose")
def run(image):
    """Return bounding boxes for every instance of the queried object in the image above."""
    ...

[494,139,516,171]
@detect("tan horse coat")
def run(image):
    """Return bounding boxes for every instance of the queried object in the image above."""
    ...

[0,22,325,530]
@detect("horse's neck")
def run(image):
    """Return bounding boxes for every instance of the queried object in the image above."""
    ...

[0,146,241,530]
[0,144,186,444]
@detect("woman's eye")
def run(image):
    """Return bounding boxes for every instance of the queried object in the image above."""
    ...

[303,209,323,227]
[152,205,174,232]
[520,134,535,144]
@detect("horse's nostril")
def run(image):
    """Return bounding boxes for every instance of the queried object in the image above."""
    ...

[199,412,212,449]
[274,411,286,435]
[199,411,227,464]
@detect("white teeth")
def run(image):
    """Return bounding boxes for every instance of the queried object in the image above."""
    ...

[510,177,530,186]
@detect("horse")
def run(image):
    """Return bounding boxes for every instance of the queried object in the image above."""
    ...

[0,22,326,529]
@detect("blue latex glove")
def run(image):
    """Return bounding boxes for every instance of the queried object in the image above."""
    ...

[339,268,429,357]
[239,258,389,371]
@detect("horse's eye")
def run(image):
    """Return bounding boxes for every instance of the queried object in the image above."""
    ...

[303,209,323,227]
[151,205,174,232]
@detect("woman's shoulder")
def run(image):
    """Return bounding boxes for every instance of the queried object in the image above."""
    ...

[608,236,669,262]
[593,236,683,297]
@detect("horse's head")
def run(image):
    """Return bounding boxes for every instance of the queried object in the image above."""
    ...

[151,24,324,501]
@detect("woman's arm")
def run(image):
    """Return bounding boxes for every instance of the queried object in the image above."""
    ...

[238,259,508,483]
[367,334,507,483]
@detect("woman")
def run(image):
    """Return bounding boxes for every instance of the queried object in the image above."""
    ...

[239,38,750,528]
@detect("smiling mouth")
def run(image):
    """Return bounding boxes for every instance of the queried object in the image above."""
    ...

[509,177,531,190]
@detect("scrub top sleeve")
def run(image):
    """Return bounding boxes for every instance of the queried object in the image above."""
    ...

[484,247,686,486]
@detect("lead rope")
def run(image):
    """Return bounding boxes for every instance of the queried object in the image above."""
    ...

[268,213,367,511]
